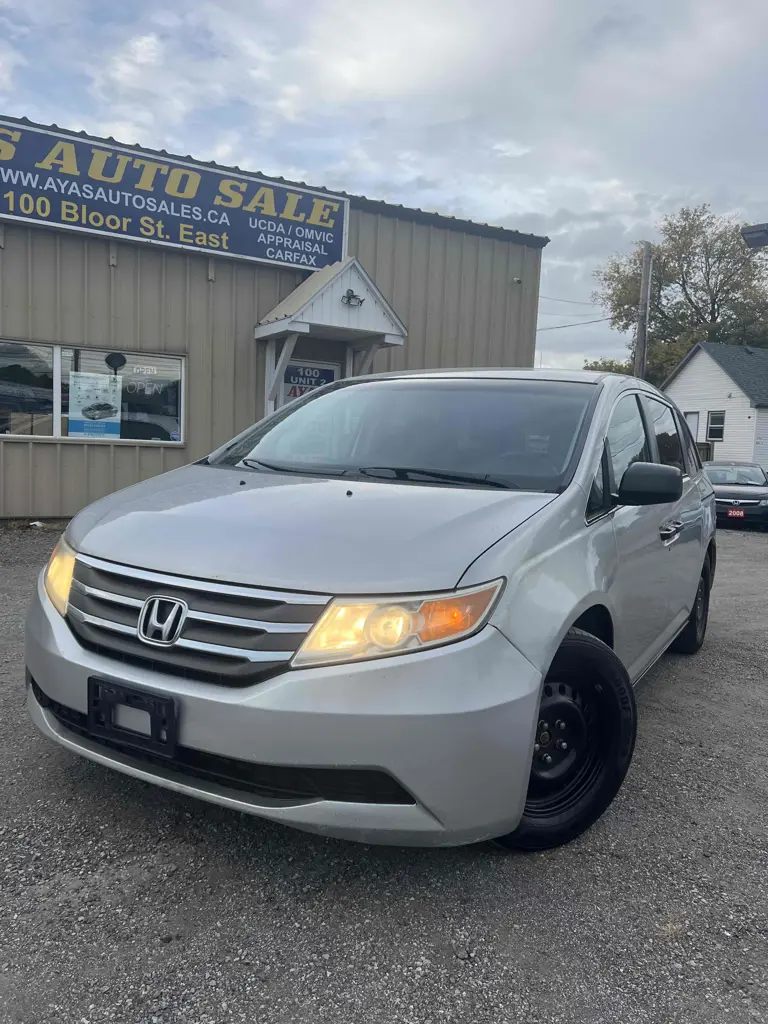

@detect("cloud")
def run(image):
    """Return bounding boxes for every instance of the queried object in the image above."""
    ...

[0,38,24,92]
[1,0,767,365]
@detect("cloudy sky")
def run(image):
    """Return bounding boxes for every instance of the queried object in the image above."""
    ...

[1,0,767,366]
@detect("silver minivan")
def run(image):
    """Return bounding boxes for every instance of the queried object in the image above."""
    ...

[26,370,716,850]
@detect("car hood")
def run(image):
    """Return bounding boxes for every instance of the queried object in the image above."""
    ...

[711,483,768,501]
[69,464,556,594]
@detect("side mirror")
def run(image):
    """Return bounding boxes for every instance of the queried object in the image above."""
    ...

[618,462,683,505]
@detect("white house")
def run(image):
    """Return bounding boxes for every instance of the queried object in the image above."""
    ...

[663,342,768,468]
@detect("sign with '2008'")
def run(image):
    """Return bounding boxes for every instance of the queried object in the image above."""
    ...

[0,118,348,271]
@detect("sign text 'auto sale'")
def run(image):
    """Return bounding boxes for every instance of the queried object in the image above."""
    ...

[0,120,348,270]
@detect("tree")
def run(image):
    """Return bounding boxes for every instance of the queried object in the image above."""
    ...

[582,356,632,374]
[593,205,768,385]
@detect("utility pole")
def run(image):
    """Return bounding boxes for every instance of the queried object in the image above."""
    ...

[633,241,653,379]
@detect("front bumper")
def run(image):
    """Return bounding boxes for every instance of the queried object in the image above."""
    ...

[26,574,542,847]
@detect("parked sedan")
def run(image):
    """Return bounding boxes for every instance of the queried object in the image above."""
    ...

[703,461,768,528]
[26,370,716,852]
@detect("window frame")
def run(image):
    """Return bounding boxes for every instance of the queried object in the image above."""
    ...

[585,391,652,523]
[639,394,687,478]
[585,441,613,522]
[586,391,698,527]
[606,393,653,500]
[0,339,186,446]
[706,410,726,443]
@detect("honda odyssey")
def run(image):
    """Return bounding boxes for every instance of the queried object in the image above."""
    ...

[26,369,716,850]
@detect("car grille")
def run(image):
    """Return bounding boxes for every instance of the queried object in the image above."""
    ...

[66,554,330,687]
[31,681,414,805]
[715,498,761,506]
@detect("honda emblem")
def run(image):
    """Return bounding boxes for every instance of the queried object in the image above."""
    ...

[137,596,188,646]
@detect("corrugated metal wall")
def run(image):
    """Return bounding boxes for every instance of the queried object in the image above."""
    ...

[0,223,302,517]
[347,208,540,373]
[1,210,541,518]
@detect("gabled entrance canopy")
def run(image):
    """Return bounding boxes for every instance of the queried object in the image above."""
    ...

[254,256,407,412]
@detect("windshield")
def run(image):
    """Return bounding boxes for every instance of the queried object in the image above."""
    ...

[209,378,597,492]
[705,464,767,486]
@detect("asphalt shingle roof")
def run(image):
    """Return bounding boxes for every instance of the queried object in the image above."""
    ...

[698,342,768,407]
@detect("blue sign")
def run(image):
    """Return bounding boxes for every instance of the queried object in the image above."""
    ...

[0,119,348,271]
[283,363,338,402]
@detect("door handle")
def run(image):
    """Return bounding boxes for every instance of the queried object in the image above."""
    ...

[659,520,683,542]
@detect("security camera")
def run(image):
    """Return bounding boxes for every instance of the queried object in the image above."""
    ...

[512,277,522,284]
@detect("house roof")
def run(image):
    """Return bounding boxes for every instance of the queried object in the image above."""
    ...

[1,114,550,250]
[255,256,407,342]
[663,342,768,407]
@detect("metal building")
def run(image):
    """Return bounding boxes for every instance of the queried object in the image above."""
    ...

[0,117,548,519]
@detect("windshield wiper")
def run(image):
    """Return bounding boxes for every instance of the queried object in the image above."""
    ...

[356,466,517,490]
[240,458,346,476]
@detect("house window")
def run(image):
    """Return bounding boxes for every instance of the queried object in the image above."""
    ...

[706,411,726,443]
[0,340,184,443]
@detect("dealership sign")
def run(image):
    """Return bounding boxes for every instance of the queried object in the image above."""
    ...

[0,119,348,270]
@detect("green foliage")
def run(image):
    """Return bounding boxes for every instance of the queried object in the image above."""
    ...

[582,357,633,374]
[593,205,768,385]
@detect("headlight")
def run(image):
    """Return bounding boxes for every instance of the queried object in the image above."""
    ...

[44,536,76,616]
[760,499,768,507]
[293,579,504,668]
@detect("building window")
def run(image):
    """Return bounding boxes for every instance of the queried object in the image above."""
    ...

[706,411,725,442]
[0,342,55,437]
[61,350,183,442]
[0,340,184,443]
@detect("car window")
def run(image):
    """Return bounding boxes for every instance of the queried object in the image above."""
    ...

[209,378,597,493]
[606,395,650,496]
[586,446,609,519]
[644,398,685,473]
[705,464,767,486]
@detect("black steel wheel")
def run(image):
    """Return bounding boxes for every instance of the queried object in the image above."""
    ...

[670,562,710,655]
[495,628,637,852]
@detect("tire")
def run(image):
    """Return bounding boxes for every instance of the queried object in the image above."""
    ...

[495,628,637,852]
[669,562,711,655]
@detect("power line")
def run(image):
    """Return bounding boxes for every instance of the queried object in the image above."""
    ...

[537,310,605,317]
[539,294,599,307]
[537,317,612,333]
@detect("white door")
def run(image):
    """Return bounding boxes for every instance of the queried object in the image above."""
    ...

[754,411,768,470]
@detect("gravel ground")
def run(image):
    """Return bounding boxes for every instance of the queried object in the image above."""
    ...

[1,525,767,1024]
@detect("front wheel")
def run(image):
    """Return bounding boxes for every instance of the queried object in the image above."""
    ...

[495,628,637,852]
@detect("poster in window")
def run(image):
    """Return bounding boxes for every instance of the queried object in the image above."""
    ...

[67,371,122,437]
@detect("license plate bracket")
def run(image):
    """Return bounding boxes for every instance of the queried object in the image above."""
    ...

[727,509,745,518]
[87,678,178,758]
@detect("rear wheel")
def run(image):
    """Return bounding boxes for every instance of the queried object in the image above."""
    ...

[495,628,637,852]
[669,563,710,655]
